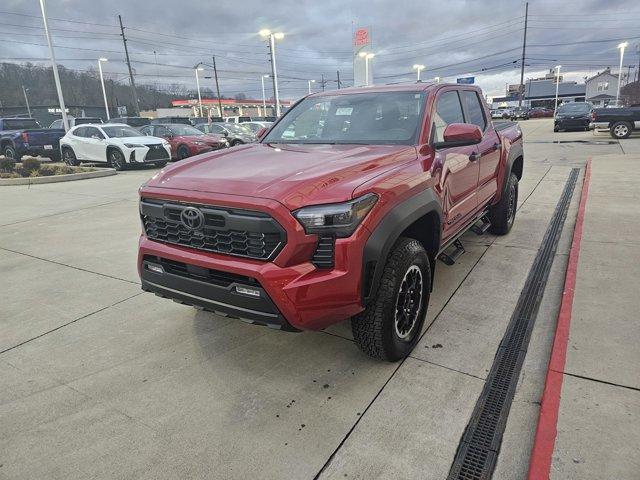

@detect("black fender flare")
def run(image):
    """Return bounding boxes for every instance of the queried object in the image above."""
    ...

[361,189,442,304]
[106,144,125,162]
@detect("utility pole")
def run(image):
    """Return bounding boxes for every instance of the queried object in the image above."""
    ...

[22,85,31,117]
[118,15,139,115]
[320,74,326,91]
[212,56,223,118]
[267,39,278,116]
[337,70,341,89]
[518,2,529,108]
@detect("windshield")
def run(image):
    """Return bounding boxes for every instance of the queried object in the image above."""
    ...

[558,103,591,113]
[102,125,142,138]
[168,125,204,136]
[263,91,425,145]
[223,123,252,135]
[4,119,41,130]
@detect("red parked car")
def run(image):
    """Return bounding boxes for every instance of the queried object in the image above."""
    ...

[529,107,554,118]
[140,123,228,160]
[138,83,523,361]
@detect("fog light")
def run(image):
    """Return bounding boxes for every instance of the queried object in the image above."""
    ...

[235,285,260,297]
[147,263,164,274]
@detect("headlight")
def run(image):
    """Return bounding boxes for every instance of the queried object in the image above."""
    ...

[124,143,144,148]
[293,193,378,238]
[193,141,206,146]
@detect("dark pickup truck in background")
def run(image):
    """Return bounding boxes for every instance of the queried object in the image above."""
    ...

[590,106,640,139]
[0,118,65,161]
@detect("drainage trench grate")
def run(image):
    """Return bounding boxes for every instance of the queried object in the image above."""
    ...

[448,168,580,480]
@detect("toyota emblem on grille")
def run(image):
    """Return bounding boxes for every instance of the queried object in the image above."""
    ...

[180,207,205,230]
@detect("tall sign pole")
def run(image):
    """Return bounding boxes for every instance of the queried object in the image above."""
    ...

[39,0,69,131]
[518,2,529,108]
[118,15,140,115]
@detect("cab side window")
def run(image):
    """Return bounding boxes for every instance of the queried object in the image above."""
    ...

[84,127,104,139]
[462,90,487,131]
[433,91,465,142]
[73,127,86,137]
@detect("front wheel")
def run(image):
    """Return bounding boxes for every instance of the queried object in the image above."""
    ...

[610,121,632,139]
[488,172,518,235]
[108,149,126,171]
[177,145,190,160]
[62,146,79,166]
[154,161,167,168]
[351,238,431,361]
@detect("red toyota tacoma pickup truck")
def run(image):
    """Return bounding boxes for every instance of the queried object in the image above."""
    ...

[138,83,523,361]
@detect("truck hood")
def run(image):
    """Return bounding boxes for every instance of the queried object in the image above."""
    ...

[145,142,417,209]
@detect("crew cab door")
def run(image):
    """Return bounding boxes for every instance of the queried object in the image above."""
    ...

[460,89,501,207]
[431,89,480,239]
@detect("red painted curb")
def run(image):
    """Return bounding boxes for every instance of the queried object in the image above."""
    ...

[527,159,592,480]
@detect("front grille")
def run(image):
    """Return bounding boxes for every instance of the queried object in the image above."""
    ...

[312,235,335,268]
[144,144,169,161]
[143,255,258,287]
[140,199,286,260]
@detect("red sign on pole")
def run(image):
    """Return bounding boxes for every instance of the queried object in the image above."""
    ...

[354,28,369,46]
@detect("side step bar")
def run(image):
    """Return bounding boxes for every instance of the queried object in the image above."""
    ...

[438,214,492,265]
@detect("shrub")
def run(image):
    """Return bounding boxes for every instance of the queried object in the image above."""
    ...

[0,156,15,172]
[21,157,41,172]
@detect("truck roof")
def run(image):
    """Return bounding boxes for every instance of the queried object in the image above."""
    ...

[307,82,478,97]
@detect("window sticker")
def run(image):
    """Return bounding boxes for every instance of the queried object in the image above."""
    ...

[335,107,353,116]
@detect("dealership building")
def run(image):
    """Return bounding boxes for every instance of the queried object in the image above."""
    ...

[167,98,292,118]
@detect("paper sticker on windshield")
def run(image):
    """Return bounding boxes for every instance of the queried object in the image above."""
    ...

[335,107,353,116]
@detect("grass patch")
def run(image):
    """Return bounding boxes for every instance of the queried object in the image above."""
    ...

[0,155,97,179]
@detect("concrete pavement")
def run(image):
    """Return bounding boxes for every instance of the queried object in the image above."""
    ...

[1,119,637,479]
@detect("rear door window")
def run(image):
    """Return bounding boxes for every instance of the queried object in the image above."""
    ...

[462,90,487,130]
[433,91,465,142]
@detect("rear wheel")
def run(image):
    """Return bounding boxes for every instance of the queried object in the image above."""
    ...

[610,121,632,139]
[488,172,518,235]
[351,237,431,362]
[108,148,126,171]
[62,146,79,166]
[3,144,21,162]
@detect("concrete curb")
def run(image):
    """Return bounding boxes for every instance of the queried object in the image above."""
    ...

[0,168,116,186]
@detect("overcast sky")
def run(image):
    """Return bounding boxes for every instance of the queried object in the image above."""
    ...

[1,0,639,101]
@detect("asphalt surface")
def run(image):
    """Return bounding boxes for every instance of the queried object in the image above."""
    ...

[0,119,637,479]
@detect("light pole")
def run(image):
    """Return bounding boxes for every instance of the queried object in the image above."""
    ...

[553,65,562,117]
[308,79,315,94]
[21,85,31,117]
[260,29,284,116]
[194,64,204,117]
[413,64,425,81]
[358,52,375,86]
[261,74,269,116]
[39,0,69,131]
[434,76,441,83]
[616,41,628,105]
[97,57,110,120]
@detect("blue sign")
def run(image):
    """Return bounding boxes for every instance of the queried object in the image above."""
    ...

[456,77,475,84]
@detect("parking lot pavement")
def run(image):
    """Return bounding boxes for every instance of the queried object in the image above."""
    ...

[0,123,637,479]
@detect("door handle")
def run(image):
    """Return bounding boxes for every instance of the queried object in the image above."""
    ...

[469,152,480,162]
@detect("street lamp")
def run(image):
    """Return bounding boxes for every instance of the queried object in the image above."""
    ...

[97,57,110,120]
[194,64,204,117]
[616,41,628,105]
[260,29,285,116]
[434,76,441,83]
[308,79,315,94]
[553,65,562,117]
[21,85,31,117]
[413,64,425,81]
[261,74,269,116]
[359,52,375,86]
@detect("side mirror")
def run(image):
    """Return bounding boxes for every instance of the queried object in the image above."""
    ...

[434,123,482,149]
[256,127,268,139]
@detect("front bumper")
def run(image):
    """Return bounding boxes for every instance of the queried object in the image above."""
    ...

[128,144,171,163]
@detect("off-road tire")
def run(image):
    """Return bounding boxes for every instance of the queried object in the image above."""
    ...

[351,237,431,362]
[62,146,79,166]
[610,121,632,139]
[488,172,518,235]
